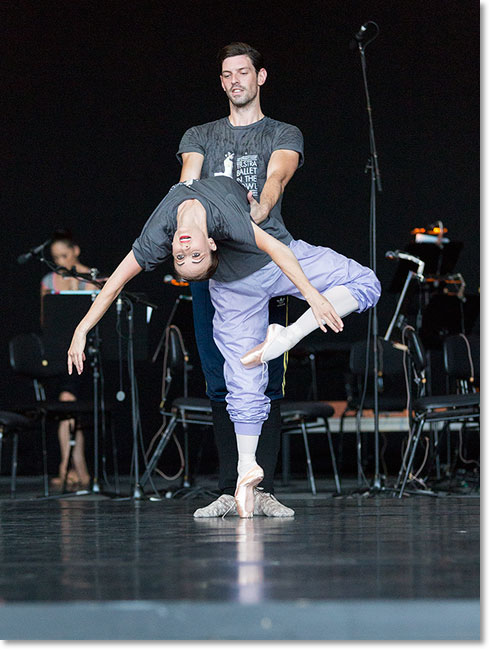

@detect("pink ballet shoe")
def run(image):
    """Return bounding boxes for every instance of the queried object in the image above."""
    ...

[240,324,285,369]
[234,464,264,518]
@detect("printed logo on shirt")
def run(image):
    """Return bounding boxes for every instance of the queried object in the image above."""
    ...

[214,152,235,178]
[236,154,259,197]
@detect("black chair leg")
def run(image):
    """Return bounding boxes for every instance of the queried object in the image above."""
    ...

[325,421,341,494]
[398,418,425,498]
[300,420,316,495]
[433,428,441,480]
[181,412,191,488]
[109,413,120,494]
[41,415,49,497]
[140,414,179,488]
[338,410,347,475]
[355,415,363,488]
[11,433,19,499]
[61,420,77,493]
[422,424,445,484]
[395,426,415,491]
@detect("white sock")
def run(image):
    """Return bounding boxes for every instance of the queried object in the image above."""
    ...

[262,285,359,362]
[236,433,260,479]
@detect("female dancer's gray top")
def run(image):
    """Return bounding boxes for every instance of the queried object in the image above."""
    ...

[132,175,292,283]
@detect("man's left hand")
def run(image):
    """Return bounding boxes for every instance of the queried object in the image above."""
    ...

[248,191,269,225]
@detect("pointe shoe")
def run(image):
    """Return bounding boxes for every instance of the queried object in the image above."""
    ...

[234,465,264,518]
[240,324,285,369]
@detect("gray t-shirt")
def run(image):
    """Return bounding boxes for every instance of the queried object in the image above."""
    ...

[132,176,293,283]
[177,116,304,225]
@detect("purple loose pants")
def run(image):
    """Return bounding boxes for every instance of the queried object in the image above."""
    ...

[209,239,381,436]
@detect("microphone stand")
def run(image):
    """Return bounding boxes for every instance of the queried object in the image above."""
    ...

[354,22,385,492]
[383,254,425,343]
[111,290,161,501]
[152,293,192,363]
[120,295,143,498]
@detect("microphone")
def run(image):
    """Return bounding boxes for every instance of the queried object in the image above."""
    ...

[353,23,369,41]
[385,250,425,277]
[385,250,419,264]
[17,238,52,264]
[116,297,123,315]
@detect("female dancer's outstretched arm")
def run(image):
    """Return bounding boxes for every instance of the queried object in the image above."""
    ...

[67,251,142,375]
[251,223,344,334]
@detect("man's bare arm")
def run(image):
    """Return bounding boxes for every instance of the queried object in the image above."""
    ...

[67,251,143,375]
[180,152,204,182]
[252,223,343,333]
[248,149,300,224]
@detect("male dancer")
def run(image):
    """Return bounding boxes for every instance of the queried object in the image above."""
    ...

[178,42,304,518]
[67,175,381,517]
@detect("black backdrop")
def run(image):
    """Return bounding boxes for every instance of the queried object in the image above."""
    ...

[2,0,479,476]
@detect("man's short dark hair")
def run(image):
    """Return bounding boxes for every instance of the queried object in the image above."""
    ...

[174,249,219,283]
[217,42,264,74]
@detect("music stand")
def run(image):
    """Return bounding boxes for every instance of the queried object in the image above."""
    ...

[42,292,149,362]
[420,293,480,349]
[42,290,153,496]
[389,241,463,293]
[385,240,468,348]
[42,290,111,495]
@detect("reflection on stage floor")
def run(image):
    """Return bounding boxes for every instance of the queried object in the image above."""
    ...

[0,477,480,640]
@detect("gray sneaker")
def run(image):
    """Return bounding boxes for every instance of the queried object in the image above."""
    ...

[193,494,237,518]
[254,488,295,517]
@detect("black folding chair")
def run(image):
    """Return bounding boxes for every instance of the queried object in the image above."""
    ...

[341,338,407,483]
[0,410,37,498]
[141,326,217,497]
[443,334,480,394]
[395,329,479,497]
[280,400,340,495]
[9,333,95,495]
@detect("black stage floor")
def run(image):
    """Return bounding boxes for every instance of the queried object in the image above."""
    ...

[0,477,480,640]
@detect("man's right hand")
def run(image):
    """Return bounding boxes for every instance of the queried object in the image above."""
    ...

[248,191,269,224]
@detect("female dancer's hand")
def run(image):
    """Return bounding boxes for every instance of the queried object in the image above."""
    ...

[67,328,87,375]
[306,290,344,333]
